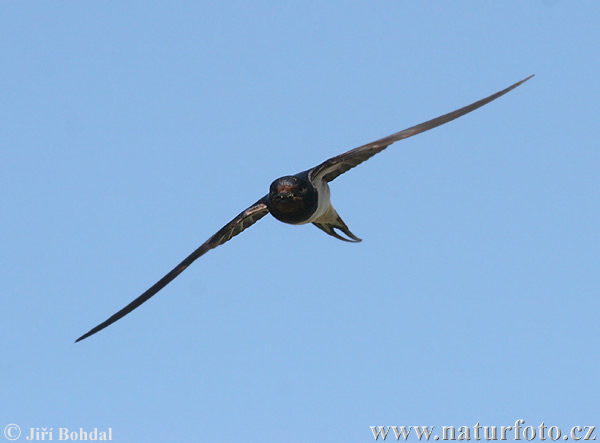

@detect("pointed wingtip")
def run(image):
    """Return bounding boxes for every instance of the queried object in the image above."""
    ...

[504,74,535,94]
[516,74,535,87]
[74,330,94,343]
[74,335,86,343]
[523,74,535,82]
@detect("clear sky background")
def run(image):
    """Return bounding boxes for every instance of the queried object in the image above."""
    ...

[1,1,598,442]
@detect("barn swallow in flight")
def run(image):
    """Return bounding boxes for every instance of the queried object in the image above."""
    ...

[76,75,533,342]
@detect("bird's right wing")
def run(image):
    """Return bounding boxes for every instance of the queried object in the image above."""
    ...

[310,75,534,183]
[75,196,270,342]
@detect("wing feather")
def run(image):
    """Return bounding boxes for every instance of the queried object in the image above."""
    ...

[310,75,534,183]
[75,197,269,342]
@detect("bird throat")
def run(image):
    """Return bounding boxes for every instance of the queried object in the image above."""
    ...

[269,195,315,224]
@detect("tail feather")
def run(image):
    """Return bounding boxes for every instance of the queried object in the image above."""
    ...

[312,211,361,243]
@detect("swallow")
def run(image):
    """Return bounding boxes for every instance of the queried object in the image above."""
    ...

[75,75,533,342]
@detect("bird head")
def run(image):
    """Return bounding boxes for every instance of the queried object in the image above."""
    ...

[267,175,317,224]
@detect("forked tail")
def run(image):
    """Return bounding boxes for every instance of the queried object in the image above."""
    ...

[312,210,362,243]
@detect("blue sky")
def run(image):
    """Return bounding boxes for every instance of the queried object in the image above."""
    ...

[1,1,598,442]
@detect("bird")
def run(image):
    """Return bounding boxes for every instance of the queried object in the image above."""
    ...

[75,75,533,342]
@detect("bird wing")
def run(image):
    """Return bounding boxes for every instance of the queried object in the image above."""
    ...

[76,196,270,342]
[310,75,533,183]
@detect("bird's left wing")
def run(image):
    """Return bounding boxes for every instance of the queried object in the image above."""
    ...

[75,196,270,342]
[310,75,534,183]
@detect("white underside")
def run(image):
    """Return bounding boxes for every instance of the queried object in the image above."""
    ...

[300,178,336,224]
